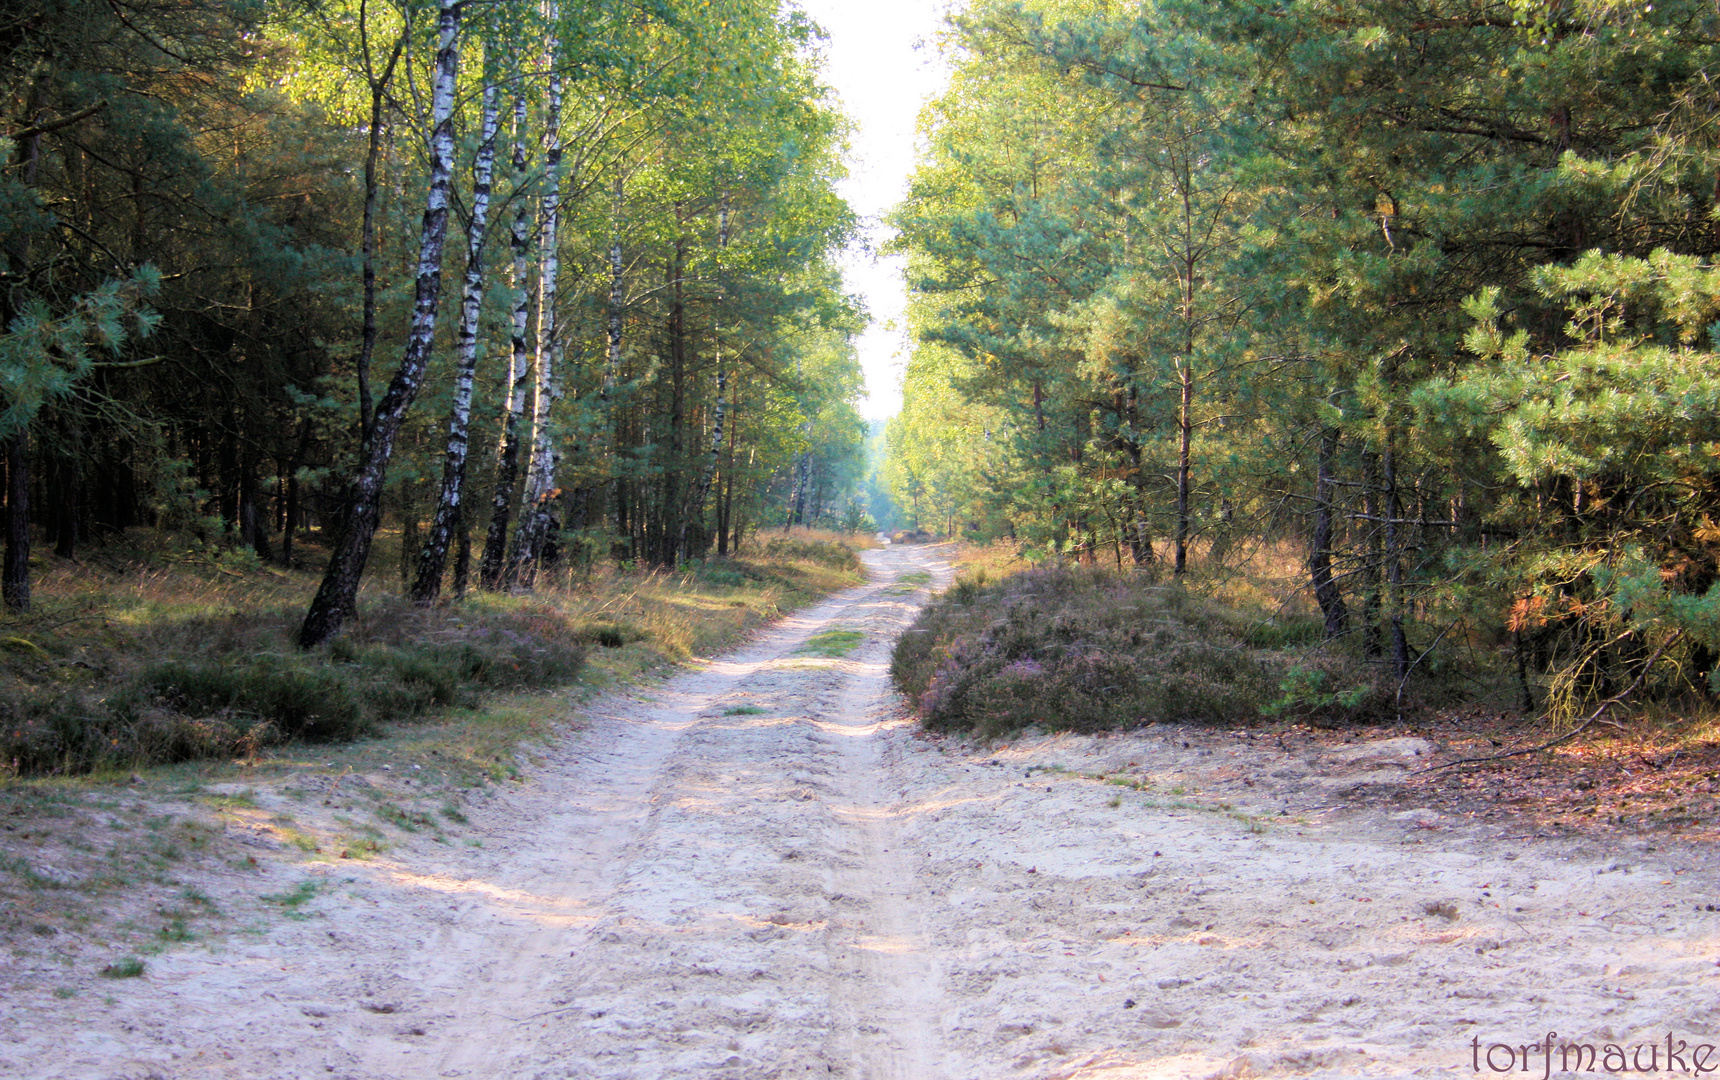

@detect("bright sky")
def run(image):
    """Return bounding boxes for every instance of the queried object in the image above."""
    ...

[794,0,954,422]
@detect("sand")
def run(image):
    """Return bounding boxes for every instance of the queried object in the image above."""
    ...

[4,544,1719,1079]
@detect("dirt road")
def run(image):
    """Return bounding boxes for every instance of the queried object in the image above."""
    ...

[6,544,1720,1079]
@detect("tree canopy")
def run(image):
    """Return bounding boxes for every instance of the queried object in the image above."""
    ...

[887,0,1720,715]
[1,0,873,623]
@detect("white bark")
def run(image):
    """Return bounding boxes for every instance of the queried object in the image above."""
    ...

[605,178,624,401]
[680,196,729,558]
[511,14,563,587]
[413,74,500,604]
[299,0,460,646]
[479,92,534,589]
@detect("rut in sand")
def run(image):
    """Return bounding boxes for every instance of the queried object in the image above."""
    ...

[8,544,1720,1080]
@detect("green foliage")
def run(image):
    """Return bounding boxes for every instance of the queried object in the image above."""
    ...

[887,0,1720,725]
[1262,665,1381,726]
[0,269,161,438]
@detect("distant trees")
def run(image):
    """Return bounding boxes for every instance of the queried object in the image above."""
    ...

[890,0,1720,714]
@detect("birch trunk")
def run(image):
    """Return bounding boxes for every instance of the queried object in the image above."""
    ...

[297,0,460,648]
[678,198,729,561]
[510,33,563,588]
[412,77,500,605]
[479,94,534,590]
[606,179,624,399]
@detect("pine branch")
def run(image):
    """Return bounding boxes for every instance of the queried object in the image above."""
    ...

[1419,632,1683,773]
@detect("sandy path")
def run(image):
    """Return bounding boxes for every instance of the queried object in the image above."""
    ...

[6,544,1720,1079]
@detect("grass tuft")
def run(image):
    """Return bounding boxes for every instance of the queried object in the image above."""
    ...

[99,956,145,979]
[798,628,864,658]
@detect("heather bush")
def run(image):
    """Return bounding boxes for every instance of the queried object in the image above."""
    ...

[892,565,1393,737]
[0,603,586,776]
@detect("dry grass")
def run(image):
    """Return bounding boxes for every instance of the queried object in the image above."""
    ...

[0,530,866,777]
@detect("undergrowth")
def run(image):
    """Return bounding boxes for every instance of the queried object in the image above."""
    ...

[0,530,866,776]
[891,564,1394,739]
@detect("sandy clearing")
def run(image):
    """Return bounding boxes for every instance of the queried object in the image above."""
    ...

[4,544,1720,1080]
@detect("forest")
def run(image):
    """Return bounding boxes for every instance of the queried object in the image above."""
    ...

[0,0,874,646]
[883,0,1720,728]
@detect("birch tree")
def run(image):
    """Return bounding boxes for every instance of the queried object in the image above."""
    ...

[412,62,501,605]
[299,0,461,648]
[479,92,535,590]
[509,13,564,587]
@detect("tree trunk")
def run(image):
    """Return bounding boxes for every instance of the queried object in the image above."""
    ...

[718,383,739,555]
[453,517,472,598]
[605,178,624,397]
[413,77,500,605]
[1360,449,1383,660]
[49,420,78,560]
[786,451,809,532]
[298,0,461,648]
[1383,433,1411,679]
[239,444,271,562]
[479,93,534,590]
[655,227,688,565]
[511,40,564,588]
[4,430,31,611]
[1311,423,1348,639]
[357,35,406,456]
[2,89,43,610]
[281,419,310,567]
[679,197,729,561]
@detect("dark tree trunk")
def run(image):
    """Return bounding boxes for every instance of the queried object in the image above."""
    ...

[1360,449,1383,660]
[299,0,461,648]
[4,431,30,610]
[1174,358,1192,577]
[239,447,271,562]
[1383,434,1411,680]
[281,419,311,567]
[50,439,77,560]
[717,389,739,556]
[1311,424,1348,639]
[357,33,407,455]
[453,516,472,598]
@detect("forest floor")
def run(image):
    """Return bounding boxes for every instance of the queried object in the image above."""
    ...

[5,543,1720,1079]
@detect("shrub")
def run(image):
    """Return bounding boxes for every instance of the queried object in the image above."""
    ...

[121,658,371,742]
[0,602,586,776]
[891,565,1397,737]
[762,537,860,572]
